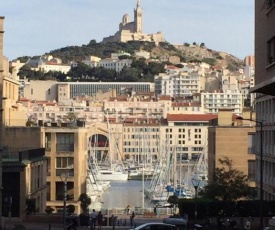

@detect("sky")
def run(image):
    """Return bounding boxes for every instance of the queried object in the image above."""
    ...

[1,0,254,61]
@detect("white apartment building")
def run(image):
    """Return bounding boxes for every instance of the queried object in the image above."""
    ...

[21,99,105,125]
[104,97,166,121]
[99,58,132,72]
[201,90,243,114]
[155,71,202,97]
[81,56,101,68]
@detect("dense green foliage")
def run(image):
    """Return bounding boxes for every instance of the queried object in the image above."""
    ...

[199,157,256,202]
[18,56,165,82]
[26,198,36,214]
[46,40,176,63]
[178,199,275,220]
[78,193,91,214]
[15,40,242,82]
[201,58,217,66]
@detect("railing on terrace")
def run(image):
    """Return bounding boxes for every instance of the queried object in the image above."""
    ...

[98,207,173,216]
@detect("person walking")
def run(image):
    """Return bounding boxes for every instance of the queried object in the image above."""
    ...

[130,211,135,226]
[154,206,158,217]
[126,205,130,214]
[97,211,103,230]
[90,209,97,230]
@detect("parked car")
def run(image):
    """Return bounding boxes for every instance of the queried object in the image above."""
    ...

[163,217,187,230]
[131,222,177,230]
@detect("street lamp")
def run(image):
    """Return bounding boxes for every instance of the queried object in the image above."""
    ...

[60,173,68,230]
[191,176,201,224]
[236,116,264,229]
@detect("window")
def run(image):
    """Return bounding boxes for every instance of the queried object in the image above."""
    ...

[45,133,51,150]
[248,160,256,180]
[56,133,74,151]
[56,157,74,169]
[267,36,275,64]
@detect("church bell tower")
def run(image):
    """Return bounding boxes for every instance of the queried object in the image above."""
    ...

[134,0,142,33]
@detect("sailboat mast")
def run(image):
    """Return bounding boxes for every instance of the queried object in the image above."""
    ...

[143,131,146,209]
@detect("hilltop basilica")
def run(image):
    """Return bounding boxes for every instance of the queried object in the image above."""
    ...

[102,0,165,44]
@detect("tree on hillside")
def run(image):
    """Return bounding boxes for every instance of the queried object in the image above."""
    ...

[201,58,217,66]
[67,62,91,80]
[18,64,34,79]
[117,67,142,82]
[199,157,256,202]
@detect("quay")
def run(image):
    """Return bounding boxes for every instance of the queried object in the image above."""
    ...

[5,213,171,230]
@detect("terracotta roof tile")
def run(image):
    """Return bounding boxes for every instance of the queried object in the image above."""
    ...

[167,114,217,122]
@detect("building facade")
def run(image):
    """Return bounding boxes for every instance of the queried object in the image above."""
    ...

[57,82,154,101]
[208,111,256,187]
[252,0,275,201]
[201,90,243,114]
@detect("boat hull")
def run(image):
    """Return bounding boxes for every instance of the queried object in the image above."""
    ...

[128,174,154,180]
[99,170,128,181]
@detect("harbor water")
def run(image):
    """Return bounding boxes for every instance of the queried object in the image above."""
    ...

[93,180,154,210]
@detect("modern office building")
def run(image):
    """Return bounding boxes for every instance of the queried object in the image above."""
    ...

[251,0,275,200]
[21,80,154,102]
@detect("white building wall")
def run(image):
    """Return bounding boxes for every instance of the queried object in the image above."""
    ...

[201,90,243,114]
[41,64,71,74]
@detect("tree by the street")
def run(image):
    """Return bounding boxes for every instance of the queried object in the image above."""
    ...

[78,193,91,214]
[199,157,256,202]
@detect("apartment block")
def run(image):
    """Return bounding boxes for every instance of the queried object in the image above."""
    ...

[164,114,217,162]
[201,90,243,114]
[208,110,256,187]
[154,71,202,97]
[251,0,275,202]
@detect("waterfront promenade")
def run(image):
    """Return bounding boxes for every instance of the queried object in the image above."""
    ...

[5,213,170,230]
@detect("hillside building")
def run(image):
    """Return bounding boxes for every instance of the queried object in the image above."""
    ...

[201,90,243,114]
[102,0,165,44]
[98,58,132,72]
[154,70,203,97]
